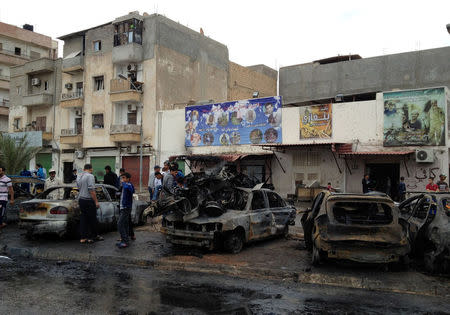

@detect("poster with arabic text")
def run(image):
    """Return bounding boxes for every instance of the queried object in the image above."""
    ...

[299,104,332,139]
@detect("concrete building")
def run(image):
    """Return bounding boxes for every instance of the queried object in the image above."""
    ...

[14,11,276,188]
[0,21,57,133]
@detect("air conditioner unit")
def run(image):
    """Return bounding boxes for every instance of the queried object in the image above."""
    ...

[416,149,434,163]
[75,150,84,159]
[75,110,82,116]
[127,63,137,72]
[130,144,138,153]
[128,104,137,112]
[65,83,73,90]
[31,78,41,86]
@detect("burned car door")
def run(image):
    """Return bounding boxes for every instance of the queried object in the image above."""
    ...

[266,191,293,232]
[400,194,433,243]
[248,190,274,240]
[302,192,325,250]
[96,186,117,229]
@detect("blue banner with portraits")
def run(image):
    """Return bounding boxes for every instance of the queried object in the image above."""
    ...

[185,96,282,147]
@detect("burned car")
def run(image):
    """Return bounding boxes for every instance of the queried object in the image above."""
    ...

[154,169,296,253]
[302,191,410,265]
[19,184,148,237]
[399,193,450,273]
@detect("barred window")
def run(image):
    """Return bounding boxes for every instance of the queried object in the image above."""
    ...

[92,114,104,129]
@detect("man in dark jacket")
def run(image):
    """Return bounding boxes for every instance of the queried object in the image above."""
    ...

[116,172,134,249]
[103,165,119,188]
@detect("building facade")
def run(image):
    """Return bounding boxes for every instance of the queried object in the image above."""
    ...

[0,21,57,132]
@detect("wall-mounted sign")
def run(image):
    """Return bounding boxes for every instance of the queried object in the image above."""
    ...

[7,131,43,147]
[185,96,282,147]
[383,87,446,146]
[299,104,332,139]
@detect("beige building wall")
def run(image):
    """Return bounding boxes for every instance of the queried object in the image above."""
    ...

[228,61,277,101]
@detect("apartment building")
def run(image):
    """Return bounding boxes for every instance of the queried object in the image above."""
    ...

[0,21,57,132]
[52,11,276,188]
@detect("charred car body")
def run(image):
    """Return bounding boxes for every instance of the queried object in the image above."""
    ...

[302,191,410,265]
[399,193,450,273]
[152,169,296,253]
[19,184,148,237]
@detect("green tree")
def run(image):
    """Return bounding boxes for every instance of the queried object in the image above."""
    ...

[0,135,41,175]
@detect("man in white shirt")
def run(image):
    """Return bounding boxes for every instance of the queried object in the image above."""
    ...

[44,169,62,199]
[148,165,161,199]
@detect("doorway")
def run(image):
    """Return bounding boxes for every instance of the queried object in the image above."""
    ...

[365,163,400,199]
[63,162,74,183]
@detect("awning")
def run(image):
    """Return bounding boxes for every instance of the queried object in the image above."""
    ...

[256,142,345,148]
[169,152,273,162]
[340,150,414,156]
[64,50,81,59]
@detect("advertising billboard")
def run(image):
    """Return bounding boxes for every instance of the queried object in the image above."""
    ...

[185,96,282,147]
[7,131,43,147]
[383,87,446,146]
[299,104,332,139]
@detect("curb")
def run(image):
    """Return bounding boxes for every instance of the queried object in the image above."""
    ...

[2,244,449,298]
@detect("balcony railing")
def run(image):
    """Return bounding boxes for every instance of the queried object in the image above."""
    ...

[61,128,82,136]
[110,124,140,134]
[0,48,31,59]
[25,126,53,133]
[0,75,10,81]
[110,79,143,92]
[61,92,83,100]
[0,99,10,107]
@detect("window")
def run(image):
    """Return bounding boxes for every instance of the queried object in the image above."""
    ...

[76,82,83,95]
[14,47,21,56]
[13,118,21,130]
[267,192,285,208]
[92,114,104,129]
[44,81,49,91]
[93,40,102,52]
[93,76,104,91]
[127,112,137,124]
[251,191,266,210]
[16,86,21,95]
[113,19,143,47]
[0,43,2,50]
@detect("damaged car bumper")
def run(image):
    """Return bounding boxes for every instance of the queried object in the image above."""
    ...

[161,226,216,249]
[19,220,67,236]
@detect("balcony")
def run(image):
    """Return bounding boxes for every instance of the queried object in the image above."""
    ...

[0,75,9,90]
[0,99,9,116]
[60,92,84,108]
[0,48,30,66]
[22,93,53,107]
[60,128,83,145]
[109,79,143,103]
[62,55,84,74]
[110,124,140,142]
[112,42,143,64]
[23,58,54,75]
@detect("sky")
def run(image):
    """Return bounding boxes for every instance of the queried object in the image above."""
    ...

[1,0,449,69]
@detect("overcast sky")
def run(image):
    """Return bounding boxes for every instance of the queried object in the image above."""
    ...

[1,0,449,69]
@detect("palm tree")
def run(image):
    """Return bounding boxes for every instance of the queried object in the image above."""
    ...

[0,134,41,175]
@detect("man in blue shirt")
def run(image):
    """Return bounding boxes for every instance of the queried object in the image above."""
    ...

[20,167,32,193]
[116,172,135,248]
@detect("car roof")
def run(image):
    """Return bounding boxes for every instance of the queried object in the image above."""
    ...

[326,192,393,202]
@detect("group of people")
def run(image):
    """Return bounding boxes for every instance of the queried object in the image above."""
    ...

[76,164,135,249]
[425,174,449,192]
[148,160,184,201]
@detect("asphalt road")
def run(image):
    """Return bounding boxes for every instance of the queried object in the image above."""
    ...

[1,258,449,314]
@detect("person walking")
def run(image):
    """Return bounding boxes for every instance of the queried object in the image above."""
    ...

[77,164,104,244]
[44,169,62,199]
[437,174,449,192]
[426,177,438,192]
[148,165,161,199]
[398,177,406,202]
[116,172,135,249]
[0,166,14,229]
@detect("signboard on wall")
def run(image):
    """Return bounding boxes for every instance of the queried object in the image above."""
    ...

[299,104,332,139]
[185,96,282,147]
[383,87,446,146]
[7,131,43,147]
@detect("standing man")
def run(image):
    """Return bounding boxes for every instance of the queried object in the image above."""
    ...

[104,165,119,188]
[398,177,406,202]
[34,163,46,191]
[362,174,372,193]
[77,164,103,244]
[161,161,170,176]
[148,165,161,199]
[437,174,449,192]
[20,166,32,193]
[70,169,78,183]
[161,165,177,197]
[44,169,62,199]
[152,172,163,200]
[116,172,134,249]
[0,166,14,229]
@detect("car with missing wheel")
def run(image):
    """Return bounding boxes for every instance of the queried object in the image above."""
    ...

[398,192,450,273]
[301,191,410,265]
[19,184,148,238]
[160,188,296,253]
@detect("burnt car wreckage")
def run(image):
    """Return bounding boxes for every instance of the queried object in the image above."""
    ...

[148,167,296,253]
[302,191,410,265]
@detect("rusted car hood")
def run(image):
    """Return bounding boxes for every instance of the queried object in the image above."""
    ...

[166,209,247,224]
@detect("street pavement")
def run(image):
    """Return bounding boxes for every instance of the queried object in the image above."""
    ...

[1,221,449,300]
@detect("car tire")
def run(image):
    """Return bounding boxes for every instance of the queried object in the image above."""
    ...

[224,230,244,254]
